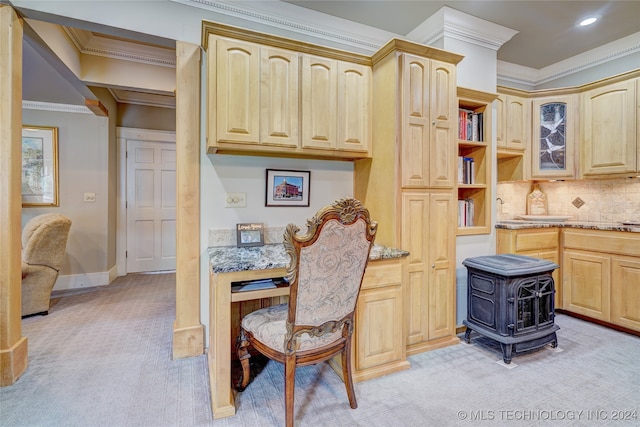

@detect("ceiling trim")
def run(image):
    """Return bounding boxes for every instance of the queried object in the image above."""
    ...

[22,100,93,114]
[498,31,640,87]
[64,27,176,68]
[406,6,518,52]
[172,0,393,53]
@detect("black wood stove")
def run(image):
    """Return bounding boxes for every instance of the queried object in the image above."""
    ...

[462,254,559,364]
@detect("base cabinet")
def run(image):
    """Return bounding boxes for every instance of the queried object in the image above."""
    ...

[562,249,611,321]
[562,229,640,332]
[611,256,640,331]
[329,257,410,382]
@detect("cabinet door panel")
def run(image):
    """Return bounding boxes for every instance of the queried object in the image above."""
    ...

[496,95,506,148]
[430,61,456,188]
[562,250,610,321]
[402,192,429,344]
[611,256,640,331]
[356,285,404,369]
[216,38,260,143]
[302,55,337,149]
[428,193,455,338]
[581,80,636,175]
[401,55,430,187]
[337,61,370,152]
[260,47,299,147]
[506,96,528,151]
[531,95,577,179]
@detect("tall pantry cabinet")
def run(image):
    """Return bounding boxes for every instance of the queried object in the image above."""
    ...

[354,40,463,355]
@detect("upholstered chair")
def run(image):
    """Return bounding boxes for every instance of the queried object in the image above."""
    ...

[21,213,72,317]
[236,198,377,427]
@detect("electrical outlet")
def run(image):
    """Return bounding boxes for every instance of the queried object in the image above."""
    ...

[501,203,510,214]
[84,192,96,202]
[225,192,246,208]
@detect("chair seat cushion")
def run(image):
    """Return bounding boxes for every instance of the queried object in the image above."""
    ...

[241,304,343,353]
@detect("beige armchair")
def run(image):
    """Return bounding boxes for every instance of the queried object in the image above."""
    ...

[21,213,72,317]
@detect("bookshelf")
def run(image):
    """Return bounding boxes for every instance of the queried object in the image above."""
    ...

[457,87,497,235]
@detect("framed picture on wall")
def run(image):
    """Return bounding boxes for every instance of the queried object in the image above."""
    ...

[265,169,310,207]
[22,125,59,207]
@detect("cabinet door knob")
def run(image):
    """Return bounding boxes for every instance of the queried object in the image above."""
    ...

[432,264,435,268]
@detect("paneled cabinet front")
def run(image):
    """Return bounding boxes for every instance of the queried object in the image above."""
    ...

[581,79,637,177]
[207,34,371,159]
[401,55,456,188]
[402,191,456,354]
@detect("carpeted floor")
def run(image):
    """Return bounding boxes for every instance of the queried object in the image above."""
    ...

[1,272,638,426]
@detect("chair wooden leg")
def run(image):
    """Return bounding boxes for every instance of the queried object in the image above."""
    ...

[284,354,296,427]
[236,329,251,391]
[342,339,358,409]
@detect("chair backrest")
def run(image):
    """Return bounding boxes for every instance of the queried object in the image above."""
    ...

[284,198,377,336]
[22,213,72,270]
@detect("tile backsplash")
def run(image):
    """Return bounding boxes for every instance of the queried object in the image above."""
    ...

[209,227,286,247]
[496,178,640,223]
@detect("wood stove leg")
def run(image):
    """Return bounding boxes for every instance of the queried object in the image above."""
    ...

[464,328,472,343]
[501,343,513,364]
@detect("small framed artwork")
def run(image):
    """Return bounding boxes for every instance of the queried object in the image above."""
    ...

[22,125,59,207]
[265,169,310,207]
[236,223,265,247]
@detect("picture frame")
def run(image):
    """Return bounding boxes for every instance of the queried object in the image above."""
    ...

[22,125,59,207]
[236,223,265,247]
[265,169,310,207]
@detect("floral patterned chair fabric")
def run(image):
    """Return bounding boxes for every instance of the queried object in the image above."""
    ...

[236,198,377,427]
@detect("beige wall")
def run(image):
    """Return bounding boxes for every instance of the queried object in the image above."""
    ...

[22,108,111,287]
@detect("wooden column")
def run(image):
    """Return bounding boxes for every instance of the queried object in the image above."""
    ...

[0,4,28,386]
[172,41,204,359]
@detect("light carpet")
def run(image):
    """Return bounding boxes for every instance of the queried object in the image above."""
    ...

[1,272,638,426]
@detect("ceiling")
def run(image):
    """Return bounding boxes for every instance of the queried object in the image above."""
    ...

[19,1,640,110]
[284,0,640,69]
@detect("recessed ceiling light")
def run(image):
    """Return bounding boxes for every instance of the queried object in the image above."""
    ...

[579,17,598,26]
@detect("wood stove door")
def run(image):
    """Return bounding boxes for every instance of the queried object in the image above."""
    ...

[514,275,555,335]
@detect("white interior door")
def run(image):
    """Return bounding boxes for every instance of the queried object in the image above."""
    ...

[126,140,176,273]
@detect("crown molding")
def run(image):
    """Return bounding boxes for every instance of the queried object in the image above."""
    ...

[22,100,92,114]
[498,32,640,87]
[406,6,518,52]
[109,88,176,109]
[64,27,176,68]
[173,0,394,54]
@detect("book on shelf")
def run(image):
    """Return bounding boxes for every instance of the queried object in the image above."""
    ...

[457,198,475,227]
[458,108,483,142]
[457,156,475,184]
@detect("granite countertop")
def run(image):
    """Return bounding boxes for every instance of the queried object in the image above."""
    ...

[496,220,640,233]
[209,244,409,274]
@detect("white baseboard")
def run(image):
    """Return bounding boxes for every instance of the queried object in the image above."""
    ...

[53,265,119,291]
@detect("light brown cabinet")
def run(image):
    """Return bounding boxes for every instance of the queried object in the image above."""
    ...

[205,27,371,160]
[354,39,462,356]
[562,228,640,332]
[531,94,578,179]
[581,78,637,177]
[400,54,457,188]
[496,91,529,182]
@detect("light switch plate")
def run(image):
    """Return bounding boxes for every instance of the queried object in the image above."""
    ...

[225,192,246,208]
[84,192,96,202]
[501,203,510,214]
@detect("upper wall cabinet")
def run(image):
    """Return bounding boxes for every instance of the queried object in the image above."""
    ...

[581,78,637,177]
[496,91,530,182]
[204,24,372,160]
[531,94,578,179]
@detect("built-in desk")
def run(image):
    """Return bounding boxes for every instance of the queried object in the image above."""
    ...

[207,244,409,419]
